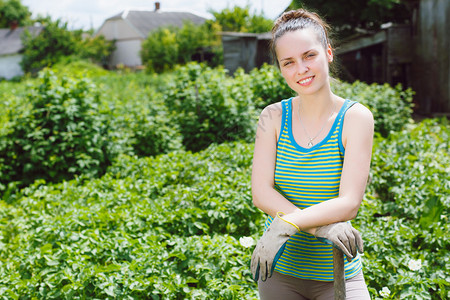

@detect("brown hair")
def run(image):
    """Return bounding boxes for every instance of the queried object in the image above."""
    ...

[270,9,332,67]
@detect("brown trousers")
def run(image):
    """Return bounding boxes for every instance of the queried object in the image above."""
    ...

[258,271,371,300]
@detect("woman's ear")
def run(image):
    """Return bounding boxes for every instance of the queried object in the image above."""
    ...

[327,44,333,63]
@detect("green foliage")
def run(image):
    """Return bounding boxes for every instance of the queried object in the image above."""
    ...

[331,80,414,136]
[164,63,257,152]
[78,33,116,67]
[118,88,182,158]
[0,0,31,28]
[0,142,261,299]
[0,78,32,133]
[141,27,178,73]
[208,5,273,33]
[51,58,110,78]
[235,63,295,109]
[0,60,416,195]
[0,70,111,193]
[92,71,183,158]
[20,19,115,74]
[21,19,81,73]
[128,107,182,157]
[354,118,450,299]
[141,21,220,73]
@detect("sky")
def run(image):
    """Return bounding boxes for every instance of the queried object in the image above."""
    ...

[21,0,292,31]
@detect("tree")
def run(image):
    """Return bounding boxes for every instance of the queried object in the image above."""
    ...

[208,5,273,33]
[79,31,116,68]
[287,0,415,39]
[0,70,111,191]
[0,0,31,28]
[141,26,178,73]
[21,19,81,73]
[141,21,220,73]
[21,18,115,73]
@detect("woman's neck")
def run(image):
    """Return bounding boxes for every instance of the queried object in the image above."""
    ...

[296,89,336,120]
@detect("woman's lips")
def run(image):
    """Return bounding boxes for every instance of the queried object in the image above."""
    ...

[297,76,314,86]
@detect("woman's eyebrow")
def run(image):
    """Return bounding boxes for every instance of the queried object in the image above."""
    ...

[303,49,317,55]
[279,57,293,62]
[280,49,317,61]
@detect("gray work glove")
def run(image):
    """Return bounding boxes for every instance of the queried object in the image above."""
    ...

[250,212,299,282]
[314,222,364,262]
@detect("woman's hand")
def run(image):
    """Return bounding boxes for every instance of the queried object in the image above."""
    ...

[314,222,364,261]
[250,213,300,282]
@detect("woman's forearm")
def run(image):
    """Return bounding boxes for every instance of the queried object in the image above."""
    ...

[281,196,361,234]
[252,186,358,235]
[252,185,299,218]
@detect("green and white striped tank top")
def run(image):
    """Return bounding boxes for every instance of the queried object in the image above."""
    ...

[264,97,363,281]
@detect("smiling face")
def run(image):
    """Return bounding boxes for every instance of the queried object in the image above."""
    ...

[275,28,333,97]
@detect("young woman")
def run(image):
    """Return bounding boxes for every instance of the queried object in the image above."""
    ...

[250,9,373,300]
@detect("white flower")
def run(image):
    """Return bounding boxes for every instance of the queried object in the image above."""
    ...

[379,287,391,298]
[408,258,422,271]
[239,236,254,248]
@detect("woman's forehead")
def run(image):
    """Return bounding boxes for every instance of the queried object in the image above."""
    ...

[275,29,324,55]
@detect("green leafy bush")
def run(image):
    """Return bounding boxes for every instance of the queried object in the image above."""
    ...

[141,27,178,73]
[354,118,449,299]
[164,62,257,152]
[235,63,295,109]
[51,58,110,78]
[0,0,31,28]
[21,18,115,74]
[207,5,273,33]
[0,142,261,299]
[331,80,414,137]
[127,101,183,157]
[0,79,33,134]
[141,21,220,73]
[93,72,183,158]
[0,70,111,193]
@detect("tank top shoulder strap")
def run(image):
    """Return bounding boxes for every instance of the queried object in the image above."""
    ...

[277,98,294,145]
[337,99,358,154]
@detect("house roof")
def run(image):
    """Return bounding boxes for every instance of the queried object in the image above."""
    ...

[105,10,206,38]
[0,26,43,56]
[219,31,272,40]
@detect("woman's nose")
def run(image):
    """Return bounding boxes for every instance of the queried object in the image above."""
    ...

[297,62,309,74]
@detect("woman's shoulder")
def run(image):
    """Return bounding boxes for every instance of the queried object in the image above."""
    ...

[342,100,374,138]
[258,101,284,123]
[345,101,374,123]
[256,101,285,136]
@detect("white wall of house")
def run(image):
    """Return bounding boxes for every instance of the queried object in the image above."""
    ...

[0,54,23,79]
[97,18,143,67]
[110,39,143,67]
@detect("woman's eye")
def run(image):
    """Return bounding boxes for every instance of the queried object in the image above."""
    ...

[306,53,316,59]
[283,61,293,66]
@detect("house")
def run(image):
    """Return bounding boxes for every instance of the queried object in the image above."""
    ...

[0,26,43,80]
[95,2,206,68]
